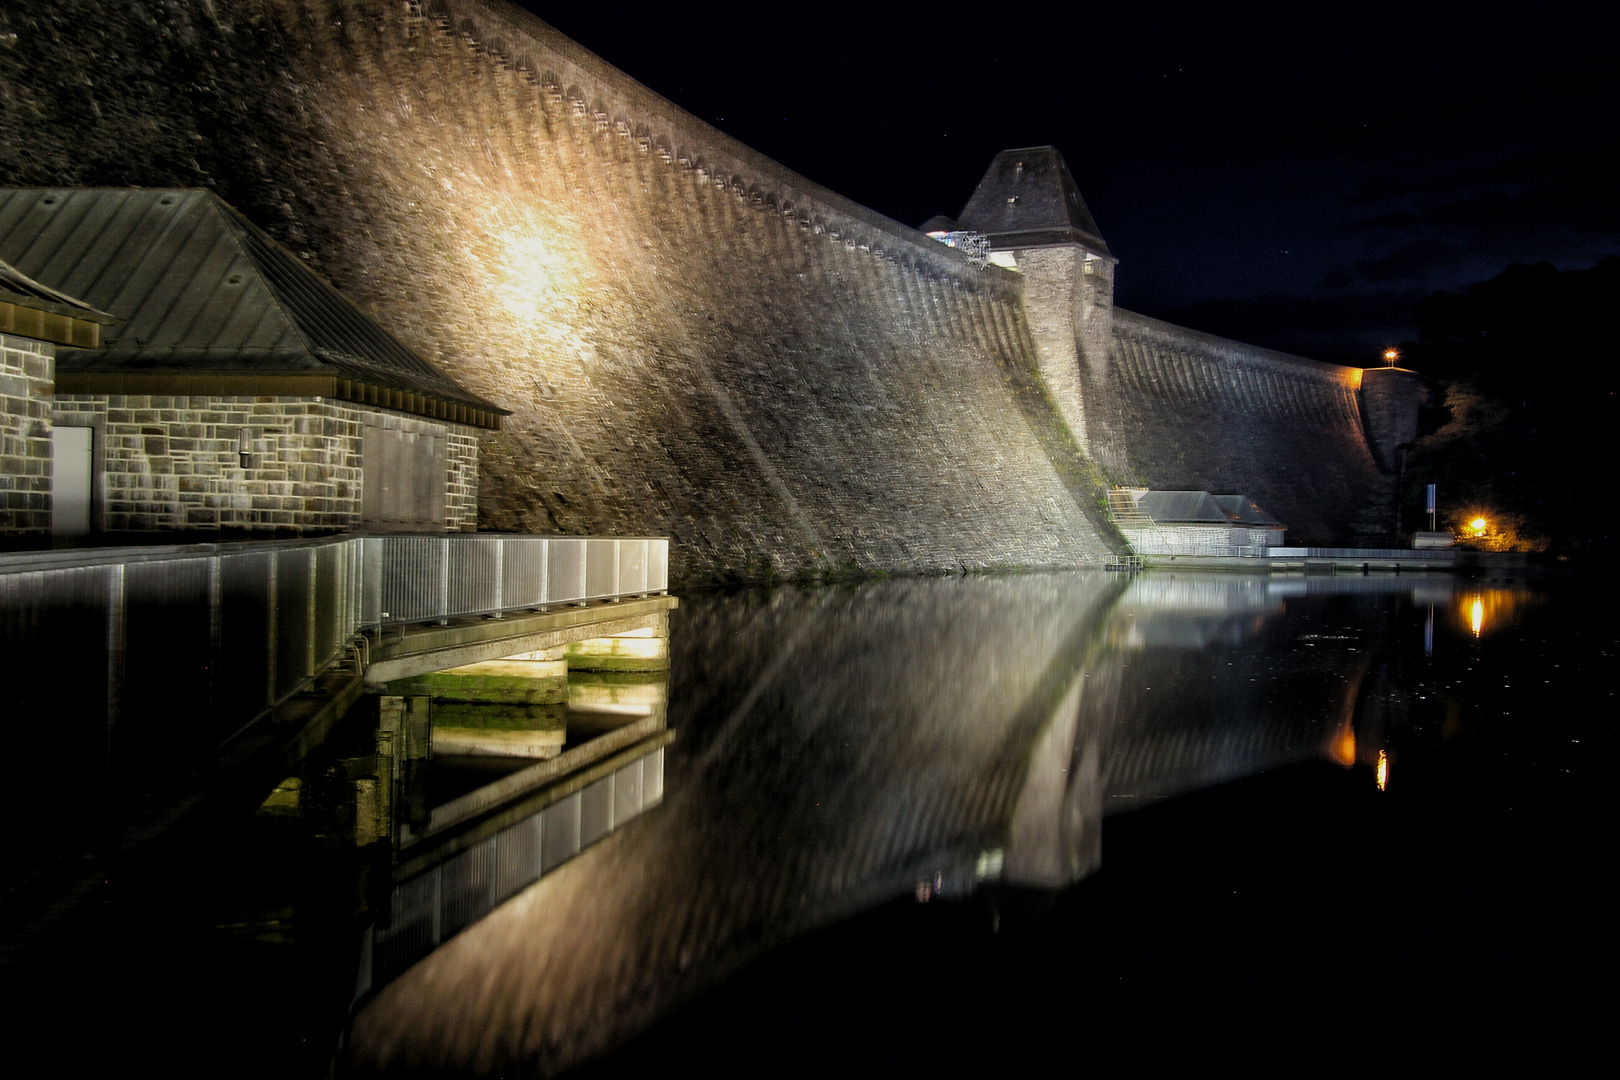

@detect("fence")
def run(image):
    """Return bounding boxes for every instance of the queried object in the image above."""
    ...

[0,534,669,769]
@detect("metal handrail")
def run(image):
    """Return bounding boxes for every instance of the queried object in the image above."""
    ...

[0,533,670,764]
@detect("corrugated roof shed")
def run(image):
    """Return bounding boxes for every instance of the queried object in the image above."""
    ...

[0,188,502,418]
[956,147,1112,257]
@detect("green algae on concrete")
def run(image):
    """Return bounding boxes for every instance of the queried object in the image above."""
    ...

[431,702,569,759]
[383,659,568,705]
[563,630,670,673]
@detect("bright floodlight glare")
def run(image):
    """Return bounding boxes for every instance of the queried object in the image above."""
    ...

[1470,517,1487,534]
[1383,348,1399,366]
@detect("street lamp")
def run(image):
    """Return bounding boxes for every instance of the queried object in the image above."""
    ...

[1383,348,1399,367]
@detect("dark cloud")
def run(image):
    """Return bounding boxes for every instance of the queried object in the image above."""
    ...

[1326,238,1467,287]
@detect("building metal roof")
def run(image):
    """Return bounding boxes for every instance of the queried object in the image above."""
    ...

[956,147,1112,258]
[0,188,504,426]
[1134,490,1229,524]
[1212,494,1283,528]
[1132,490,1287,528]
[1,255,117,349]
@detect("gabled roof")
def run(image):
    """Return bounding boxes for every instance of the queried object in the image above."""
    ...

[0,256,117,348]
[956,147,1112,257]
[1132,490,1287,528]
[918,214,960,235]
[1212,494,1283,528]
[1135,490,1228,524]
[0,188,504,423]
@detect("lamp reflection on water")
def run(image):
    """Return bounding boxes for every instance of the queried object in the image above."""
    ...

[1329,719,1357,767]
[1376,749,1389,791]
[1453,589,1523,639]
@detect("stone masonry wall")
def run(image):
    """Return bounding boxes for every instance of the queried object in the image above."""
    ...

[0,332,52,536]
[1012,246,1117,468]
[1098,310,1383,545]
[1011,247,1088,447]
[1357,367,1422,474]
[0,0,1118,582]
[50,395,477,535]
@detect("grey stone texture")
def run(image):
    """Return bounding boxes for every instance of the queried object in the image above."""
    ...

[0,1,1402,572]
[0,333,53,535]
[1093,311,1384,545]
[49,394,477,534]
[1357,367,1422,473]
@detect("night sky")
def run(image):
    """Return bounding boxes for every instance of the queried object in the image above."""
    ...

[528,4,1619,364]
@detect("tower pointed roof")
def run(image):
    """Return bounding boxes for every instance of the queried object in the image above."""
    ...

[956,147,1112,257]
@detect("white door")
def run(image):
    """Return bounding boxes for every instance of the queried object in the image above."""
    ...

[52,425,93,537]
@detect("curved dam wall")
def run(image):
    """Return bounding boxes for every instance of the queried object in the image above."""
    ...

[0,0,1117,581]
[1088,310,1385,545]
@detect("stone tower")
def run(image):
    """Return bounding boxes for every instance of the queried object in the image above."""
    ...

[957,147,1116,457]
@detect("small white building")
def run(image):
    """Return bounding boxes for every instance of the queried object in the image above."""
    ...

[1112,488,1286,557]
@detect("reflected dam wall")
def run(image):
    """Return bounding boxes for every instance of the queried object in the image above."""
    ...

[1,1,1398,576]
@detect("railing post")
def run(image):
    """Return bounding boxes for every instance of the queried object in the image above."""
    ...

[306,547,319,678]
[538,538,549,611]
[438,536,451,625]
[105,562,125,768]
[207,555,222,719]
[264,554,278,711]
[492,538,504,619]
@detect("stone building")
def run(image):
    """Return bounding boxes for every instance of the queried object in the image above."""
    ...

[1112,489,1288,558]
[1,258,116,538]
[0,188,504,540]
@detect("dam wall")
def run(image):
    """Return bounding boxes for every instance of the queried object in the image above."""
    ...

[1091,310,1385,544]
[0,0,1117,581]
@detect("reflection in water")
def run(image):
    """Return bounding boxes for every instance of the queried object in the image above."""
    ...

[351,570,1496,1076]
[1377,748,1390,791]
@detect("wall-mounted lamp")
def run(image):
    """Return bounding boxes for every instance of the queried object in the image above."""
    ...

[238,427,252,469]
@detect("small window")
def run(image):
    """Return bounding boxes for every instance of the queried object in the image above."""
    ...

[1006,196,1019,207]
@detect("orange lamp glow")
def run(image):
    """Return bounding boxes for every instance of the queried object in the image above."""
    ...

[1383,348,1399,365]
[1376,749,1389,791]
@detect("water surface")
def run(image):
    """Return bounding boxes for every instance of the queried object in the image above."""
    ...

[349,569,1611,1074]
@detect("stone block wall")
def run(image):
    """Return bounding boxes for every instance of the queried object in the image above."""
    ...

[0,0,1119,582]
[0,332,52,536]
[50,395,477,535]
[1097,311,1384,545]
[1010,247,1088,447]
[1357,367,1422,473]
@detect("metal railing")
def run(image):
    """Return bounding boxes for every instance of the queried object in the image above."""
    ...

[0,534,669,767]
[1267,547,1454,562]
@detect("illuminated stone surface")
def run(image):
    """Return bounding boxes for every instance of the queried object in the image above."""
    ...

[0,1,1412,571]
